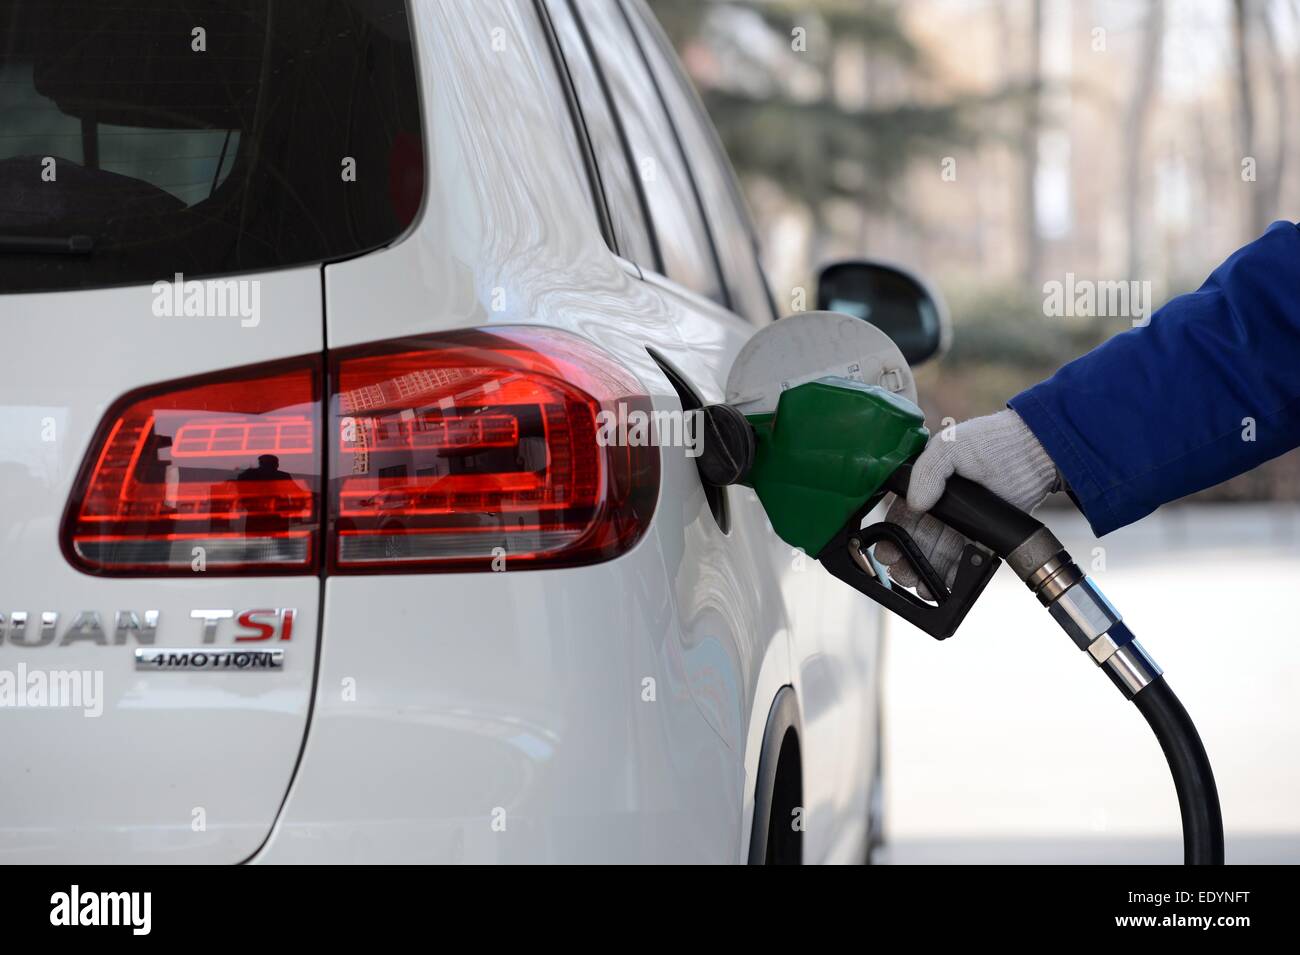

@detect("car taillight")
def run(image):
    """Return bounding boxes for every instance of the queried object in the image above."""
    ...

[62,329,657,576]
[328,326,658,572]
[63,359,321,576]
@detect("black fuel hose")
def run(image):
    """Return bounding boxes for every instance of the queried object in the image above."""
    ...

[888,462,1225,865]
[1132,677,1225,864]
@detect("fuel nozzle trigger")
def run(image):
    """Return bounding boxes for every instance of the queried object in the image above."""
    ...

[816,507,1001,641]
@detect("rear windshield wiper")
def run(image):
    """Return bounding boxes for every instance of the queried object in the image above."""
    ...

[0,234,95,254]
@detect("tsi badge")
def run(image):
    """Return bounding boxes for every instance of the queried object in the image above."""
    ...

[0,607,295,671]
[137,608,295,672]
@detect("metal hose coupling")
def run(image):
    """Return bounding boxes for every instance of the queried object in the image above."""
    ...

[1006,527,1161,698]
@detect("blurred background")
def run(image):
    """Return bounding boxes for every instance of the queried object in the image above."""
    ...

[652,0,1300,863]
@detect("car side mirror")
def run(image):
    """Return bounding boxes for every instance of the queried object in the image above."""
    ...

[815,260,950,366]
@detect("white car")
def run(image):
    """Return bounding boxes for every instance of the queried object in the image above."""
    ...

[1,0,911,863]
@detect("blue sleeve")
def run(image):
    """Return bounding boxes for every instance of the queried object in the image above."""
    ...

[1008,220,1300,537]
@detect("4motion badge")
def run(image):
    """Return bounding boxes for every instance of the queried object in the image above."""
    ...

[135,648,284,671]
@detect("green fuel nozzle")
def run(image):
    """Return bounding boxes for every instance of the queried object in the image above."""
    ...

[698,376,1001,640]
[738,377,929,556]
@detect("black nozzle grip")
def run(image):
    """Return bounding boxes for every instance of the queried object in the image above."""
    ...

[885,462,1044,558]
[816,461,1041,640]
[817,515,1000,640]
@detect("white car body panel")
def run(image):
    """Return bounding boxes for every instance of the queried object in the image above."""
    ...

[2,0,880,864]
[0,269,322,863]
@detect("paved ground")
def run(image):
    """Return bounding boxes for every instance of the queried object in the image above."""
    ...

[882,502,1300,865]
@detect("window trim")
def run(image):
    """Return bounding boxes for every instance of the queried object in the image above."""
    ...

[622,0,778,324]
[561,0,665,275]
[611,0,733,313]
[531,0,618,256]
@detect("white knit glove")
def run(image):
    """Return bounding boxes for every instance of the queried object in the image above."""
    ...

[874,409,1060,598]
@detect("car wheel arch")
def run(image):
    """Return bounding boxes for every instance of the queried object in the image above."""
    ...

[747,684,804,864]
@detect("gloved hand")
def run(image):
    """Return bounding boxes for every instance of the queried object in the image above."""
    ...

[873,409,1060,597]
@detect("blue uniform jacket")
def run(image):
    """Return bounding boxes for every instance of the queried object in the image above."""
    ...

[1008,221,1300,536]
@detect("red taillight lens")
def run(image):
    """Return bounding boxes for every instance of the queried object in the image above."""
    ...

[328,327,659,571]
[63,359,321,575]
[63,330,657,576]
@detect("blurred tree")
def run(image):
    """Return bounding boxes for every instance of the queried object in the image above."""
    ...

[1124,0,1163,280]
[1259,3,1288,230]
[1232,0,1258,236]
[1018,0,1042,288]
[649,0,981,216]
[1235,0,1288,238]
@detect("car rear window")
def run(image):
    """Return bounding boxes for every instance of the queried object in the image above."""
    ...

[0,0,423,294]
